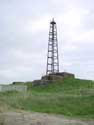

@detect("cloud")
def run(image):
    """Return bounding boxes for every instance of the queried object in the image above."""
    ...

[0,0,94,83]
[25,15,50,34]
[76,30,94,43]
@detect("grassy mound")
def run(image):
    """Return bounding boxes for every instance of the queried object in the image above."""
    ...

[0,78,94,119]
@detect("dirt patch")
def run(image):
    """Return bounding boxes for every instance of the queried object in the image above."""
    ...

[0,112,93,125]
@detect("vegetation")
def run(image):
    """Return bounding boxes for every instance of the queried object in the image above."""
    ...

[0,78,94,119]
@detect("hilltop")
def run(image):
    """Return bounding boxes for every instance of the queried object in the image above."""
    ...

[0,78,94,120]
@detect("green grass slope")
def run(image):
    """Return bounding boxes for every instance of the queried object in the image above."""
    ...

[0,78,94,119]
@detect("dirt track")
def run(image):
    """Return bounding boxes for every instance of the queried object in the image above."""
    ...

[0,112,93,125]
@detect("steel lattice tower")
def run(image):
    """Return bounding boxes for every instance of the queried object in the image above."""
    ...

[46,19,59,75]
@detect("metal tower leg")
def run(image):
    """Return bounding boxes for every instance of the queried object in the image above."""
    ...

[46,19,59,75]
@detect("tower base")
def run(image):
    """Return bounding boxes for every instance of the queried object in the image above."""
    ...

[32,72,75,86]
[42,72,75,81]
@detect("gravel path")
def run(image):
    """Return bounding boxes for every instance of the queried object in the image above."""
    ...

[0,112,93,125]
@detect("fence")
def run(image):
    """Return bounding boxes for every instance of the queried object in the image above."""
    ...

[0,85,27,92]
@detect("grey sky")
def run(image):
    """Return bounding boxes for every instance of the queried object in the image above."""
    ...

[0,0,94,84]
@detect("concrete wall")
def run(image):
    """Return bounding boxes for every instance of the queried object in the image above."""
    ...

[32,80,51,86]
[0,85,27,92]
[32,72,75,86]
[42,72,75,81]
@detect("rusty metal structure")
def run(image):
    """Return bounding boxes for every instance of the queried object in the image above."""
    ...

[32,18,75,86]
[46,18,59,75]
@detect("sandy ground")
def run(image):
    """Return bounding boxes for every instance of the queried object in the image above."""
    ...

[0,112,94,125]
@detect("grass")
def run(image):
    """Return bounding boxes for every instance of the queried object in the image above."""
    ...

[0,78,94,119]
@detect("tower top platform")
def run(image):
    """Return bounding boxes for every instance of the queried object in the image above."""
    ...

[50,18,56,24]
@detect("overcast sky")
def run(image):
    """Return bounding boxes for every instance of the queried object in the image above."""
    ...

[0,0,94,84]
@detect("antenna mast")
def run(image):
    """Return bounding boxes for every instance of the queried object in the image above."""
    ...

[46,18,59,75]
